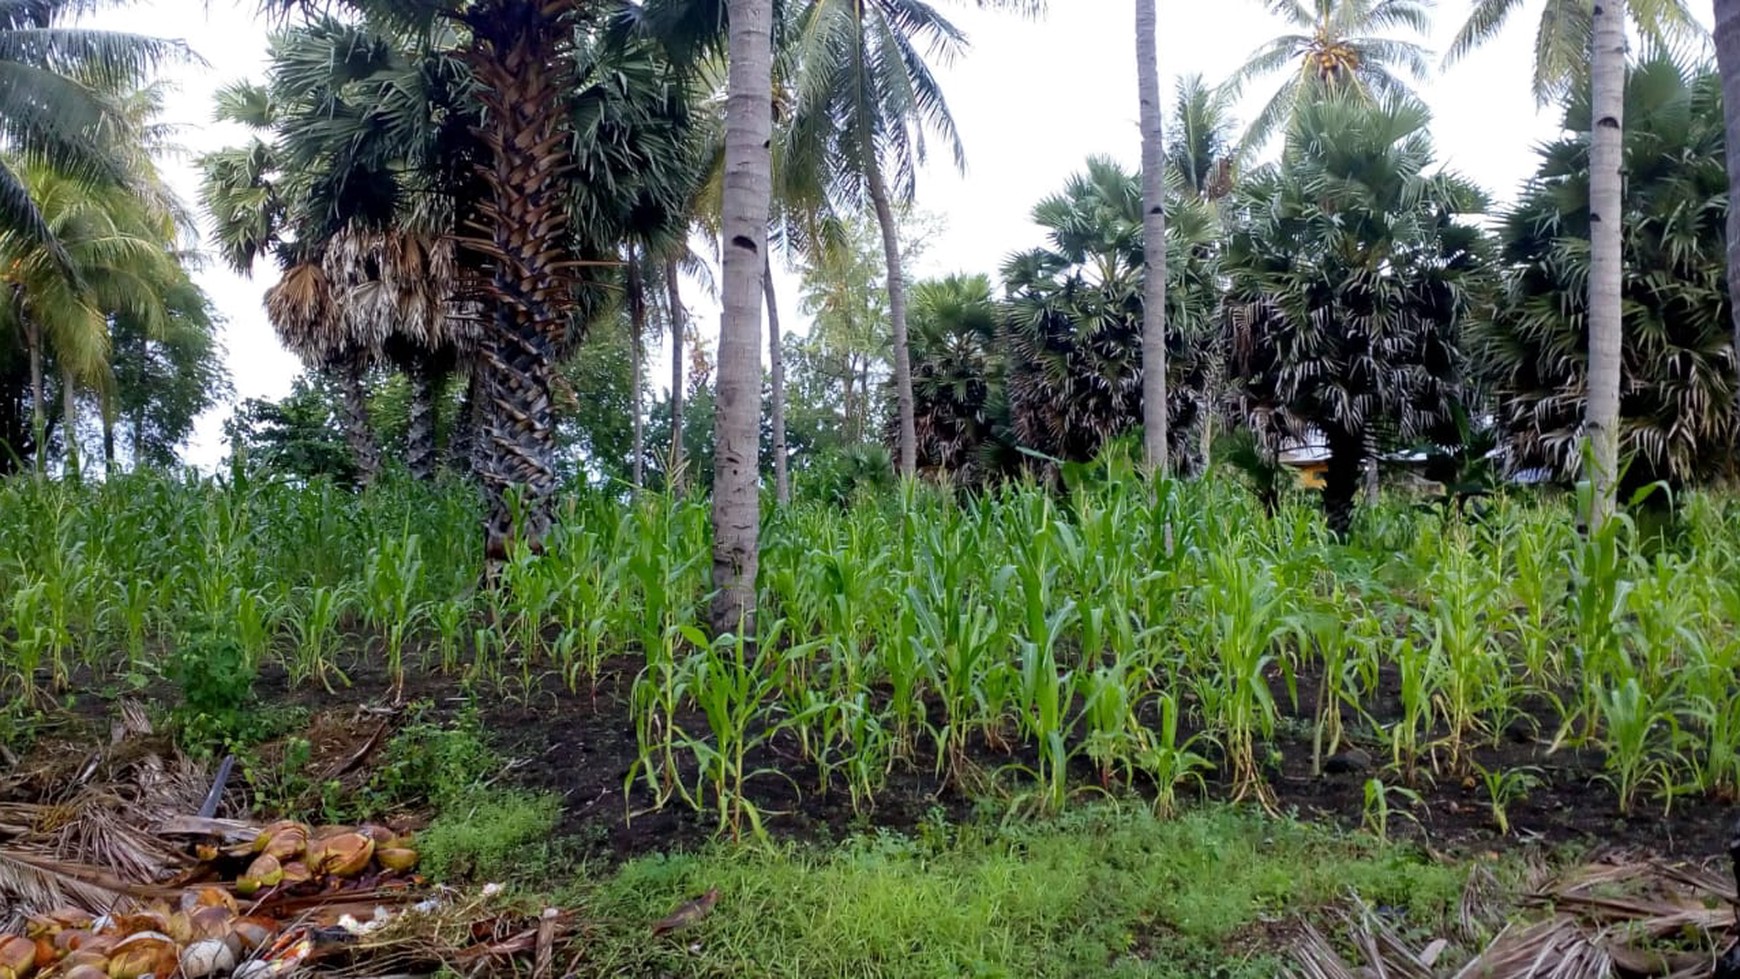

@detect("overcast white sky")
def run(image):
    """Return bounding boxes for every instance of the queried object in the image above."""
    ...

[92,0,1706,466]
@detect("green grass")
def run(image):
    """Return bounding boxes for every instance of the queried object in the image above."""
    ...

[552,805,1468,979]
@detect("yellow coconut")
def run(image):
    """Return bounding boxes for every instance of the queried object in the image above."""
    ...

[376,845,419,872]
[312,832,374,878]
[103,932,176,979]
[237,853,284,895]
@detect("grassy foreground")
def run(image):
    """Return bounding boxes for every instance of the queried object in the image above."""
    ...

[441,799,1471,978]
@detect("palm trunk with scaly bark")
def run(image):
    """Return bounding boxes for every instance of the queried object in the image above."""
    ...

[1137,0,1169,474]
[407,369,439,481]
[766,257,789,504]
[336,356,380,486]
[1585,0,1627,529]
[629,247,646,490]
[466,3,577,565]
[866,158,917,477]
[1718,0,1740,459]
[665,259,686,495]
[712,0,774,635]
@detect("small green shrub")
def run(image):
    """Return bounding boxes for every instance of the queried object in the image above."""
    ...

[170,629,293,754]
[418,792,561,882]
[368,705,500,812]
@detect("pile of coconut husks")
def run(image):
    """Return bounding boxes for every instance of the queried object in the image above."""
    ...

[0,704,576,979]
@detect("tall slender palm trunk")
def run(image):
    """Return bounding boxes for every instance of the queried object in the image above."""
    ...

[713,0,775,635]
[629,248,647,490]
[1136,0,1170,475]
[766,257,789,504]
[336,356,380,486]
[1717,0,1740,444]
[866,159,917,477]
[24,315,44,474]
[665,259,686,495]
[60,370,78,480]
[466,6,576,565]
[407,369,440,481]
[1585,0,1627,530]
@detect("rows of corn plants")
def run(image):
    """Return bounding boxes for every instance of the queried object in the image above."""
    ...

[4,465,1739,837]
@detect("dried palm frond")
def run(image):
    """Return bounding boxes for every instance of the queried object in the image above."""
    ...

[1292,858,1739,979]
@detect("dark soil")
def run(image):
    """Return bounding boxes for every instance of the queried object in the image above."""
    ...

[14,645,1738,866]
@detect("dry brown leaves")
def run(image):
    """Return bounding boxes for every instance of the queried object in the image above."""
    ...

[1290,856,1738,979]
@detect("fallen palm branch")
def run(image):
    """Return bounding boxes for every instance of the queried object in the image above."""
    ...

[1290,855,1739,979]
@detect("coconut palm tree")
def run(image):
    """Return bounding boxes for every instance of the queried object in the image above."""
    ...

[1444,0,1705,528]
[1228,0,1432,153]
[712,0,776,633]
[1478,55,1734,490]
[0,0,190,275]
[1137,0,1168,473]
[1168,73,1240,203]
[1445,0,1701,102]
[0,162,190,475]
[783,0,1043,479]
[1221,94,1489,535]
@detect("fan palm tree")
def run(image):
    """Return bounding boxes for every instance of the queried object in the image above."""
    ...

[1001,156,1218,473]
[1477,55,1734,490]
[253,0,587,561]
[199,77,391,485]
[905,272,1004,483]
[1228,0,1432,153]
[0,0,190,276]
[1221,94,1490,535]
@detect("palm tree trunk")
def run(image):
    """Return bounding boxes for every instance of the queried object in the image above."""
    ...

[1136,0,1170,475]
[766,256,789,504]
[865,157,917,477]
[60,370,78,480]
[468,7,577,567]
[712,0,774,635]
[1718,0,1740,444]
[407,369,439,482]
[629,248,646,490]
[448,370,478,477]
[337,356,380,486]
[1323,430,1364,538]
[1585,0,1627,530]
[665,259,686,496]
[101,392,115,477]
[24,312,44,475]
